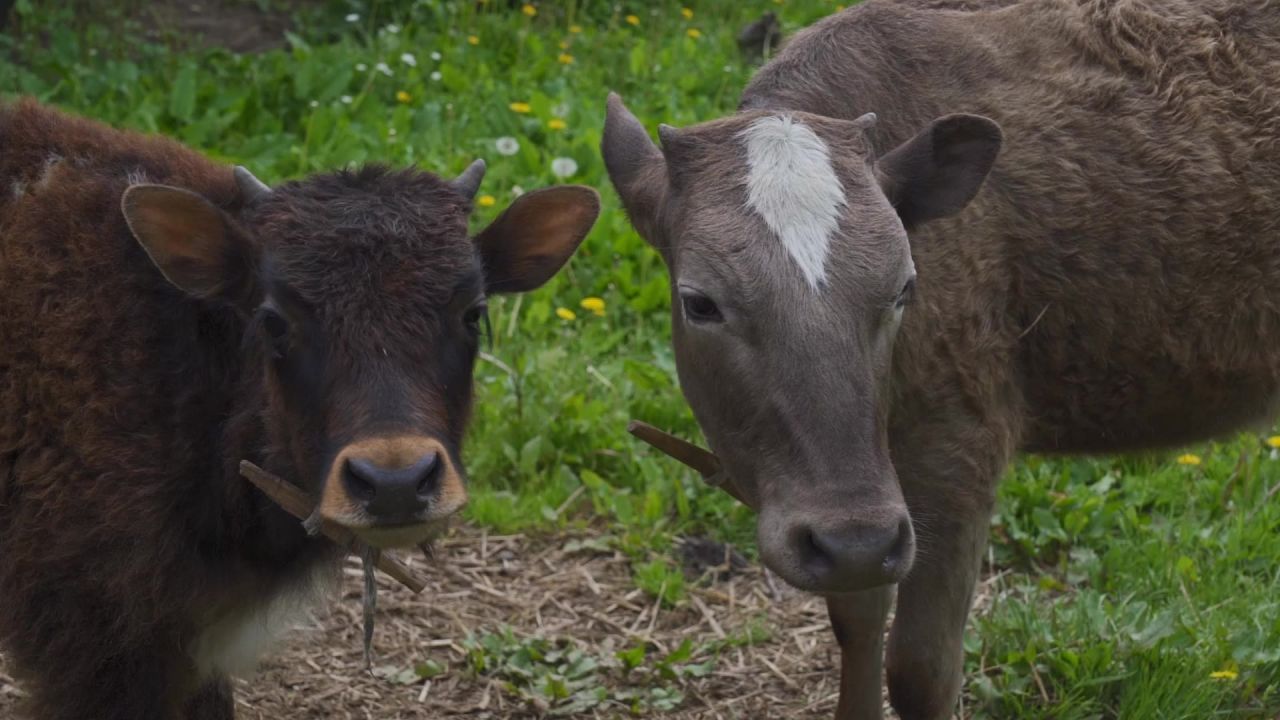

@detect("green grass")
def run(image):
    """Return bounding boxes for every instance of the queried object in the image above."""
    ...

[4,1,1280,716]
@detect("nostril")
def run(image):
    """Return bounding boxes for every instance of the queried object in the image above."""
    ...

[414,452,442,498]
[883,517,914,573]
[343,458,377,503]
[796,526,836,573]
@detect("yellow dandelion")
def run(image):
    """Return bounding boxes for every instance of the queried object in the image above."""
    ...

[686,28,702,39]
[625,14,640,26]
[476,194,496,207]
[509,101,532,113]
[1176,453,1202,466]
[835,3,845,10]
[1266,435,1280,448]
[1209,664,1239,680]
[556,307,577,321]
[395,90,412,103]
[558,52,574,64]
[682,7,694,20]
[559,39,570,49]
[547,118,567,131]
[522,3,537,17]
[580,297,605,316]
[569,24,582,34]
[467,35,480,45]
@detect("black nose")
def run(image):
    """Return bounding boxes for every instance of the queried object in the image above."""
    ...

[792,515,915,591]
[342,452,442,522]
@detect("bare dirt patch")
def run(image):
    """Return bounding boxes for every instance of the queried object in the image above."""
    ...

[0,525,853,719]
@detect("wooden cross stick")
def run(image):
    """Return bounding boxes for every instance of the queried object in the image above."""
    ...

[626,420,758,511]
[239,460,427,594]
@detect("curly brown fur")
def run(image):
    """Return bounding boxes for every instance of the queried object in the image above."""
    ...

[0,99,601,720]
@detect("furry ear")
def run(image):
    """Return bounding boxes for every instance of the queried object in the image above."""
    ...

[474,186,601,294]
[875,114,1002,228]
[601,92,669,245]
[121,184,254,300]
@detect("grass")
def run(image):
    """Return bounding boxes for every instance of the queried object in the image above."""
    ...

[3,0,1279,716]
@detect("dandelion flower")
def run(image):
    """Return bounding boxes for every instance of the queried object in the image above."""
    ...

[1209,668,1238,680]
[547,118,567,131]
[569,24,582,34]
[477,194,497,208]
[682,7,694,19]
[551,101,570,117]
[556,307,577,321]
[395,90,412,103]
[375,62,393,76]
[345,13,359,22]
[686,28,702,39]
[430,51,442,61]
[511,185,525,197]
[495,136,520,156]
[340,95,353,104]
[400,52,417,67]
[550,157,578,178]
[580,297,605,316]
[308,100,319,108]
[1176,453,1202,466]
[384,23,400,34]
[522,3,537,16]
[430,71,442,81]
[355,62,368,72]
[468,35,480,45]
[509,101,532,113]
[1267,435,1280,448]
[558,53,574,65]
[625,14,640,26]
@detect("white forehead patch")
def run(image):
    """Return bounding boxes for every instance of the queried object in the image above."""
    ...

[740,115,846,289]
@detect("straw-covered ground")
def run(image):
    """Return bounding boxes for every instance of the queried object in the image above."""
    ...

[3,525,896,719]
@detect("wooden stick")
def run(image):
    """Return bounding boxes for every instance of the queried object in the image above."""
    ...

[239,460,427,594]
[626,420,757,511]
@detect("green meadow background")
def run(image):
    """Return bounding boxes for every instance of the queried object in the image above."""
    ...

[3,1,1278,716]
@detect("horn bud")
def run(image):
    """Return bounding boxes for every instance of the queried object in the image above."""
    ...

[450,159,487,201]
[233,166,272,203]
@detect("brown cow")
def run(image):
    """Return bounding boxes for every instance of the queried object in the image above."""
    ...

[0,99,599,719]
[602,0,1280,718]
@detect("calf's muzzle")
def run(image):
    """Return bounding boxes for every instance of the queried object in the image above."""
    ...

[342,451,443,523]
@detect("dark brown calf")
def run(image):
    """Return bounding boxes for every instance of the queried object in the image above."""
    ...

[603,0,1280,717]
[0,99,599,719]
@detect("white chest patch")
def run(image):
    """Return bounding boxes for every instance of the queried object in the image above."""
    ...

[740,115,846,289]
[191,569,330,679]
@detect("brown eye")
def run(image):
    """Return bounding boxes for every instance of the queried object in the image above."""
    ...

[464,301,490,339]
[895,277,917,309]
[258,307,290,359]
[680,289,723,323]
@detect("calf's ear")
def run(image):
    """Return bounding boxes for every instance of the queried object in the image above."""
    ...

[122,184,253,301]
[875,114,1002,229]
[601,92,668,244]
[475,185,601,294]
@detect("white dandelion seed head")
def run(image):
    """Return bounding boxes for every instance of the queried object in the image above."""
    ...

[388,127,397,136]
[495,137,520,156]
[385,23,400,34]
[340,95,353,104]
[551,101,570,118]
[400,52,417,67]
[345,13,359,22]
[550,157,578,178]
[375,62,392,76]
[356,62,368,71]
[430,71,442,81]
[309,100,319,108]
[512,185,525,197]
[430,51,442,61]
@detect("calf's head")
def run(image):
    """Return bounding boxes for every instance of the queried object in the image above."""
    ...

[122,162,599,548]
[603,94,999,593]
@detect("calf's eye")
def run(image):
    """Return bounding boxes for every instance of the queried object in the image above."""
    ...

[679,289,723,324]
[895,277,917,309]
[259,308,291,359]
